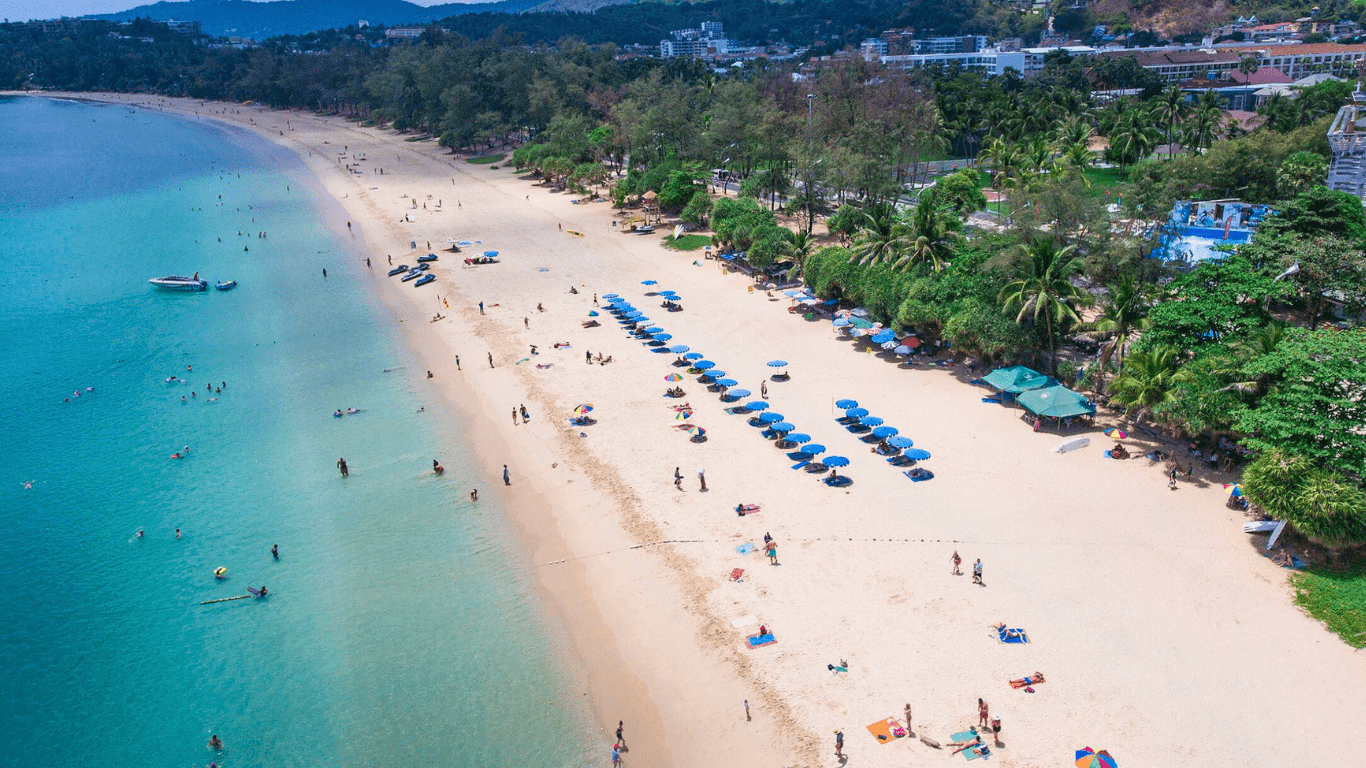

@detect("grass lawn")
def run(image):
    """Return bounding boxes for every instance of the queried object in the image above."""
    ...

[404,135,433,142]
[986,200,1010,215]
[662,234,712,251]
[466,154,505,165]
[1291,563,1366,648]
[1082,167,1127,198]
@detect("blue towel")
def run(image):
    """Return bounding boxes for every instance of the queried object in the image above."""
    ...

[747,633,776,647]
[997,627,1028,644]
[791,461,810,470]
[735,543,757,555]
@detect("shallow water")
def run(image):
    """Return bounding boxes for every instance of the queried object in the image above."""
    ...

[0,96,595,768]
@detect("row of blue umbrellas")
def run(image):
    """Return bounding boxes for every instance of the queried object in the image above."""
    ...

[836,399,932,462]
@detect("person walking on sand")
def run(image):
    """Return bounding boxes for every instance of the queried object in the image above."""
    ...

[610,746,621,766]
[674,466,683,490]
[337,457,349,478]
[766,539,778,565]
[951,550,962,575]
[503,465,511,486]
[478,301,484,315]
[615,721,625,747]
[834,729,844,759]
[744,699,751,721]
[904,703,913,734]
[697,467,707,492]
[978,698,989,728]
[488,353,494,368]
[586,350,592,365]
[520,404,529,422]
[760,381,768,399]
[972,558,983,585]
[455,355,461,370]
[524,317,529,329]
[1169,467,1178,490]
[512,407,519,426]
[990,714,1001,746]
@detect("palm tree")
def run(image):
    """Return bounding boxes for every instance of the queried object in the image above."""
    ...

[1108,111,1160,169]
[898,188,962,272]
[1185,90,1222,154]
[1217,321,1289,396]
[851,204,909,268]
[1087,274,1150,392]
[1152,86,1190,159]
[1108,346,1194,422]
[786,230,818,272]
[998,239,1084,373]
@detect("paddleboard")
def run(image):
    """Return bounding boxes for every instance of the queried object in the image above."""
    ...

[1052,437,1090,454]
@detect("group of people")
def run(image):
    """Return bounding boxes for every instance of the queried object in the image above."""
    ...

[950,551,985,585]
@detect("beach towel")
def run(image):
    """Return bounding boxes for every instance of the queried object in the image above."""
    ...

[791,461,810,470]
[996,627,1029,644]
[905,470,935,482]
[729,568,745,582]
[981,395,1003,404]
[824,476,852,487]
[866,717,906,744]
[1009,674,1045,689]
[951,731,978,744]
[735,543,757,555]
[746,633,776,649]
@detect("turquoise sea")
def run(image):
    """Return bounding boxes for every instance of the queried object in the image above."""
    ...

[0,96,595,768]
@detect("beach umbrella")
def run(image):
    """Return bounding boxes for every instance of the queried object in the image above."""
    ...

[887,435,914,449]
[676,410,693,421]
[484,251,499,257]
[784,289,803,297]
[683,352,704,360]
[727,389,751,399]
[801,444,826,455]
[665,373,683,382]
[652,333,673,342]
[1075,748,1117,768]
[823,455,850,468]
[716,378,738,388]
[602,293,619,299]
[1224,482,1243,498]
[587,311,600,317]
[871,330,896,344]
[893,345,912,355]
[832,318,851,327]
[871,426,899,438]
[624,310,643,318]
[769,422,795,433]
[573,404,594,415]
[743,401,769,411]
[643,326,664,333]
[631,316,651,324]
[799,298,819,306]
[660,290,679,297]
[687,426,707,437]
[766,360,788,368]
[758,412,786,423]
[860,416,885,427]
[843,407,869,419]
[850,308,869,318]
[642,279,658,285]
[785,433,812,444]
[903,448,931,461]
[694,360,716,370]
[456,240,474,246]
[835,399,859,409]
[1104,428,1129,439]
[703,370,726,379]
[669,345,690,354]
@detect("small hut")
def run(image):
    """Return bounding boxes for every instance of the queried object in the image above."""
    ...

[642,190,660,224]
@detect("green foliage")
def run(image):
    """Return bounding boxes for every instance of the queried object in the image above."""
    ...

[1151,354,1248,437]
[711,197,776,251]
[1108,346,1193,422]
[681,192,713,228]
[826,204,864,241]
[657,167,707,211]
[1141,256,1290,354]
[662,234,712,251]
[466,154,506,165]
[748,225,795,269]
[998,238,1084,373]
[1242,450,1366,546]
[1291,564,1366,649]
[1235,327,1366,472]
[1277,152,1328,197]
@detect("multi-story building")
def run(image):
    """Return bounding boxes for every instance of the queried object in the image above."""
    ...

[1327,88,1366,200]
[385,27,426,40]
[660,21,733,59]
[880,49,1027,76]
[1095,43,1366,83]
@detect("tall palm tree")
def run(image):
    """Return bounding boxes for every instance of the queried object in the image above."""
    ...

[1217,321,1289,396]
[898,188,962,272]
[1108,111,1160,169]
[1152,86,1190,159]
[786,230,818,272]
[1087,274,1150,391]
[998,239,1084,373]
[1185,90,1222,154]
[851,204,909,268]
[1108,346,1194,422]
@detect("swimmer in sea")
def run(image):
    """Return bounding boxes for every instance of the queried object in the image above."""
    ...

[136,528,144,538]
[176,528,182,539]
[346,407,359,415]
[334,409,344,418]
[433,460,444,475]
[208,734,223,750]
[271,544,279,560]
[22,480,34,490]
[470,489,478,501]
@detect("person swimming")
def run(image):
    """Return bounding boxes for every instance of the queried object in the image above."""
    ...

[135,528,144,538]
[433,460,444,475]
[334,409,344,418]
[208,734,223,750]
[346,407,359,414]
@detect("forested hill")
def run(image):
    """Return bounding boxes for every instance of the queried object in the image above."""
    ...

[90,0,542,39]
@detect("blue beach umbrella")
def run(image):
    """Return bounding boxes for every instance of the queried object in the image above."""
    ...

[669,345,690,354]
[484,251,499,257]
[715,378,738,387]
[903,449,931,460]
[694,360,716,370]
[727,389,751,399]
[767,360,788,368]
[758,412,786,423]
[642,279,658,285]
[624,310,643,317]
[785,433,812,444]
[835,399,859,409]
[643,326,664,333]
[860,416,884,427]
[801,443,826,455]
[872,426,899,439]
[887,435,915,449]
[631,316,651,324]
[823,456,850,468]
[893,345,912,355]
[587,311,599,317]
[652,333,673,342]
[660,290,679,297]
[871,330,896,344]
[832,318,851,327]
[769,422,795,433]
[843,407,869,419]
[684,352,704,361]
[602,293,619,299]
[704,370,726,379]
[743,401,769,411]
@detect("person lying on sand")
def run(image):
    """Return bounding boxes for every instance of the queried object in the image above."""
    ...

[1009,672,1044,687]
[952,737,984,755]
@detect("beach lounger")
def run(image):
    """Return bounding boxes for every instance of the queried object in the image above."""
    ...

[996,626,1029,644]
[791,461,810,470]
[745,633,777,649]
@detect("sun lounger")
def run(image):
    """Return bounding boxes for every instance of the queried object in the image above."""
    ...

[791,460,810,470]
[996,626,1029,644]
[746,632,776,648]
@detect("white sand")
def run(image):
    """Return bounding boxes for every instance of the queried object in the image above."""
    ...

[45,93,1366,767]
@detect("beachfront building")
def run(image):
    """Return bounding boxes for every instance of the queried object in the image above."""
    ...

[880,49,1027,76]
[660,22,734,59]
[1327,88,1366,200]
[1095,43,1366,84]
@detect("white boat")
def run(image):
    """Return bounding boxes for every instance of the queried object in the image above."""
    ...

[150,274,208,291]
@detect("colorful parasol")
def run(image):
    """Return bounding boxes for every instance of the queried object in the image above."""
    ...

[573,404,594,415]
[676,410,693,420]
[1075,748,1117,768]
[665,373,683,382]
[1104,428,1128,439]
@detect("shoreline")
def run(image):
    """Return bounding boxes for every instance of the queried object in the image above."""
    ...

[32,91,1366,768]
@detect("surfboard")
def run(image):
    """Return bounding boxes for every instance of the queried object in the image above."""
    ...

[1052,437,1090,454]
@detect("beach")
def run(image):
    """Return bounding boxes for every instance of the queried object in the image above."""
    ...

[36,92,1366,767]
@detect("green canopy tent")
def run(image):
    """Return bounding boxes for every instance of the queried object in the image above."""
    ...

[1016,385,1096,427]
[982,365,1056,394]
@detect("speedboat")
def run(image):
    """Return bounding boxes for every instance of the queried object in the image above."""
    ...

[416,253,438,263]
[215,280,237,291]
[400,269,424,282]
[150,274,208,291]
[414,274,436,287]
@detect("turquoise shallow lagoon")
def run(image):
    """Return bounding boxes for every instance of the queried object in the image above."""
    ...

[0,96,595,768]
